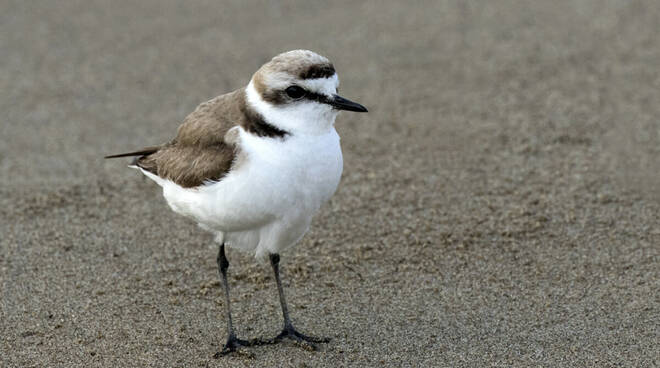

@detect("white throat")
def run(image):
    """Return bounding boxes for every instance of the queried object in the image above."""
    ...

[245,81,339,136]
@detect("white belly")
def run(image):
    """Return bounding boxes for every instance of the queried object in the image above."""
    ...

[146,128,343,259]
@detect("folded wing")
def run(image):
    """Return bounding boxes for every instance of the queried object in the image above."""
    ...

[105,90,246,188]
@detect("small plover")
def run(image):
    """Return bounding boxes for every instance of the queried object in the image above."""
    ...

[106,50,367,356]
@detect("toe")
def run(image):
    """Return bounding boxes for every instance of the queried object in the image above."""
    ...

[214,336,258,358]
[293,331,330,344]
[272,326,330,349]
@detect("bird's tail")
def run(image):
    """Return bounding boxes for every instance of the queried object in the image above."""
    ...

[104,147,159,159]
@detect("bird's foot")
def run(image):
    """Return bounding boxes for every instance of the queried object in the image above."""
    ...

[269,324,330,351]
[214,334,266,358]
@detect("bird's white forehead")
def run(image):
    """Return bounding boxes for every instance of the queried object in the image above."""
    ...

[298,74,339,95]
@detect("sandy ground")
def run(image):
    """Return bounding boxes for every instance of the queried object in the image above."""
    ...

[1,1,659,367]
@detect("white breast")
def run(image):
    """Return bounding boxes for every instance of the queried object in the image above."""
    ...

[148,128,343,259]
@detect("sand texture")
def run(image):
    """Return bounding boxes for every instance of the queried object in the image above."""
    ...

[1,1,659,367]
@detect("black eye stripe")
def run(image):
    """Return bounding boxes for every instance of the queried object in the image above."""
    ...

[282,86,332,105]
[303,91,331,104]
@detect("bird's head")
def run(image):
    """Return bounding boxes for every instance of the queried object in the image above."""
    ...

[246,50,367,136]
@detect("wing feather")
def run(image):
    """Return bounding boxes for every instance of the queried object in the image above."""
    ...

[106,89,246,188]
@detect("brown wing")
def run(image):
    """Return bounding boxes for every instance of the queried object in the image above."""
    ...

[136,143,235,188]
[106,87,285,188]
[107,89,247,188]
[138,89,250,188]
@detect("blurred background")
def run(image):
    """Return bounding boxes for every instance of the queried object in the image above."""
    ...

[1,1,658,367]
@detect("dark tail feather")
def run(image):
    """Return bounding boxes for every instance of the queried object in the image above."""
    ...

[104,147,159,159]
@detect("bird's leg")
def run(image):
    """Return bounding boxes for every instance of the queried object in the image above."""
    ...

[214,244,260,357]
[268,253,330,350]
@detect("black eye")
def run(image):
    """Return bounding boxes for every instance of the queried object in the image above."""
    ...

[285,86,306,99]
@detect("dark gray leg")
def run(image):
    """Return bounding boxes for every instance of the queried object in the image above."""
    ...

[269,253,330,349]
[214,244,261,357]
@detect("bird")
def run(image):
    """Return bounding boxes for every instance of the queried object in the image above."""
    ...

[105,50,367,356]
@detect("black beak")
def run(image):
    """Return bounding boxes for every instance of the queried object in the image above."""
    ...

[329,94,368,112]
